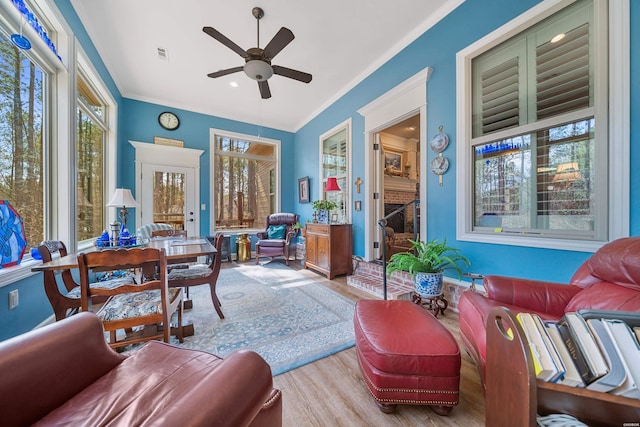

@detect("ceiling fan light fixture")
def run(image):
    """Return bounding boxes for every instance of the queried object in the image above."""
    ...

[244,60,273,81]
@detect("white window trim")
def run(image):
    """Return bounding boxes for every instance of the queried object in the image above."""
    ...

[0,0,118,286]
[76,48,118,251]
[318,118,352,224]
[456,0,629,253]
[209,128,281,232]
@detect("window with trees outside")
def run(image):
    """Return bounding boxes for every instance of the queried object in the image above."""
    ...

[320,119,351,224]
[212,131,279,231]
[456,0,622,249]
[77,71,107,242]
[0,31,46,250]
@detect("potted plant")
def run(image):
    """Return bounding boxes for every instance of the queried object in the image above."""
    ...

[386,238,470,298]
[292,221,305,238]
[312,200,337,224]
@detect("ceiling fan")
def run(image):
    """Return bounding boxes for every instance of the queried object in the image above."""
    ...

[203,7,312,99]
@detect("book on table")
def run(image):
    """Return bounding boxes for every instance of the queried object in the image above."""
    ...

[544,321,584,388]
[601,319,640,399]
[516,312,563,382]
[556,313,608,385]
[585,318,628,393]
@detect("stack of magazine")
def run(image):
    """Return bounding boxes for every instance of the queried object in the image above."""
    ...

[516,310,640,398]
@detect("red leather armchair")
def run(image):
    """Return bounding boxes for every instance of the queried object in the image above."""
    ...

[255,213,298,265]
[459,237,640,388]
[0,312,282,426]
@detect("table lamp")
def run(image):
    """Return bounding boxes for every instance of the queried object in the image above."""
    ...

[106,188,139,230]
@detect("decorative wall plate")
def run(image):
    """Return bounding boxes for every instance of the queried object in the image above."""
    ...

[430,155,449,186]
[430,126,450,153]
[0,201,27,268]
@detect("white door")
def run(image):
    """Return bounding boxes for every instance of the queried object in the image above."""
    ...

[140,164,197,235]
[130,141,203,237]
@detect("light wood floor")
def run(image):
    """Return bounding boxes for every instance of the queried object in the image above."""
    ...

[273,263,486,426]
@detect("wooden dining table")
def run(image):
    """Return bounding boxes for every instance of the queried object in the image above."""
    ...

[31,236,217,272]
[31,236,218,337]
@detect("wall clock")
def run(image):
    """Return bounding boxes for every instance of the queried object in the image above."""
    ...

[158,111,180,131]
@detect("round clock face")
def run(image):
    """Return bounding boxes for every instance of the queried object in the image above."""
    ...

[158,111,180,130]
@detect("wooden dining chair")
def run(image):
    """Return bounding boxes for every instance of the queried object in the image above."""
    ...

[77,247,183,349]
[165,232,225,319]
[37,240,134,321]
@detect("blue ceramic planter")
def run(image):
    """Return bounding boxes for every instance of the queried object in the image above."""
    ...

[414,272,444,297]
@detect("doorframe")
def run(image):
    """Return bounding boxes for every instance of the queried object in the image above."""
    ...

[357,67,432,261]
[129,141,204,233]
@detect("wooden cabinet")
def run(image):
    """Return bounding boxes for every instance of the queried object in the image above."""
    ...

[486,306,640,427]
[305,223,352,279]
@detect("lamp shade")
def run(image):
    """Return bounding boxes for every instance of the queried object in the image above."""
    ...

[106,188,139,208]
[324,177,341,192]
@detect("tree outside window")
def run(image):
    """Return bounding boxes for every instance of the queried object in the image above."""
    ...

[0,35,45,249]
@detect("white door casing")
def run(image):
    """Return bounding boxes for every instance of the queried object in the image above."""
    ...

[357,67,432,261]
[130,141,203,235]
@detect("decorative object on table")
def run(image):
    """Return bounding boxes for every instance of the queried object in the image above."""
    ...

[311,199,337,224]
[106,188,139,233]
[430,153,449,186]
[386,239,470,310]
[430,125,450,153]
[298,176,310,204]
[331,214,339,224]
[0,201,27,268]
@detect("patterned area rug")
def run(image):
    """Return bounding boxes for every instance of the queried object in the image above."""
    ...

[170,261,355,375]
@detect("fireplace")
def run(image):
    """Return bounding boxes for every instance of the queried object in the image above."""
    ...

[384,204,405,233]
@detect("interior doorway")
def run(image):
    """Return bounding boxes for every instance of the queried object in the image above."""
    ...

[130,141,203,236]
[375,114,421,260]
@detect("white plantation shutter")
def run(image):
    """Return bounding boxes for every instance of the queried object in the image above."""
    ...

[481,57,520,134]
[536,24,591,119]
[469,0,604,239]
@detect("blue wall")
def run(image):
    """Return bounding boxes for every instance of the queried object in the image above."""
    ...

[293,0,639,283]
[119,99,295,235]
[1,0,638,340]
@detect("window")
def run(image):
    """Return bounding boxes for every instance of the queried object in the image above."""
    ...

[0,28,46,250]
[76,70,107,242]
[319,119,351,224]
[456,0,628,251]
[211,130,279,231]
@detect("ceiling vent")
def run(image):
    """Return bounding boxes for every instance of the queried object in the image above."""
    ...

[157,47,169,61]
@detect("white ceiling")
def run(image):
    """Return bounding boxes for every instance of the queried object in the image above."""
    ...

[70,0,461,132]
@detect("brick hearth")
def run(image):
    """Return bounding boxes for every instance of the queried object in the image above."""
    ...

[347,259,473,311]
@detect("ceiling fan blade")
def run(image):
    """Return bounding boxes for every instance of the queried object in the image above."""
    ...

[262,27,294,60]
[258,80,271,99]
[207,66,244,78]
[272,65,312,83]
[203,26,249,59]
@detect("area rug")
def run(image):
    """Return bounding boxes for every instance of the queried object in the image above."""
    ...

[171,261,356,376]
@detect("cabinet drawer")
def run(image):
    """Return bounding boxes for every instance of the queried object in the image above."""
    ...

[306,223,329,236]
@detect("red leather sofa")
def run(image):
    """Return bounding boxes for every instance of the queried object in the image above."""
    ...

[459,237,640,388]
[0,312,282,426]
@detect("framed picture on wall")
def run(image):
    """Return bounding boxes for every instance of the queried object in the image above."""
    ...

[298,176,310,204]
[384,150,404,173]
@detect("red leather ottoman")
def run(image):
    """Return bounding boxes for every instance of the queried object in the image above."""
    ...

[354,299,461,415]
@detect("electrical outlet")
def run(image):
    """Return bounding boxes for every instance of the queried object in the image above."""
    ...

[8,289,18,309]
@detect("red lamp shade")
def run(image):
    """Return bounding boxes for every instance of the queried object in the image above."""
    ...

[324,177,341,192]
